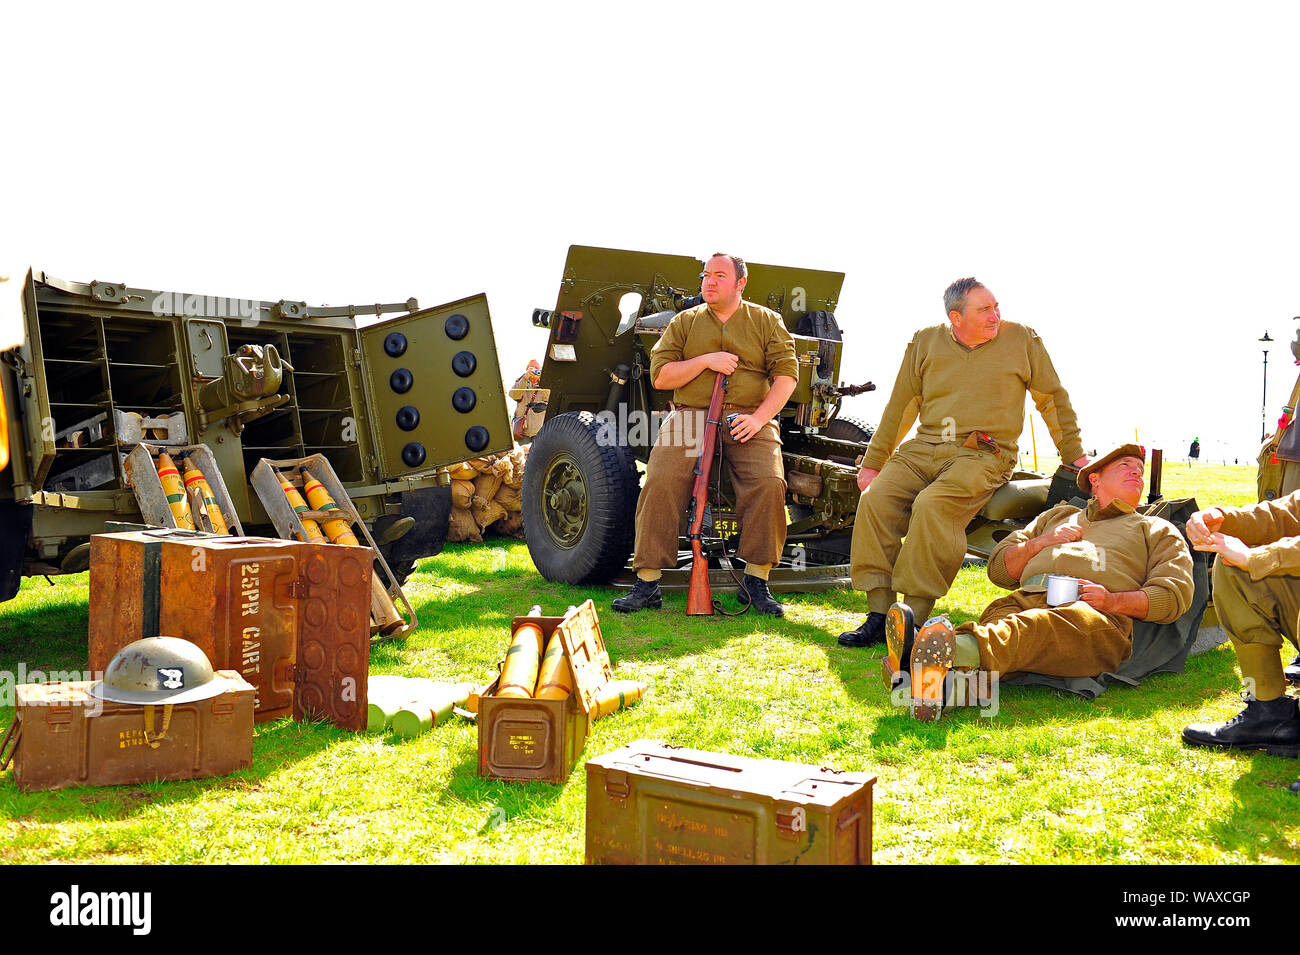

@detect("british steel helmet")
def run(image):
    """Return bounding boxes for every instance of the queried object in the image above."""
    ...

[89,636,226,705]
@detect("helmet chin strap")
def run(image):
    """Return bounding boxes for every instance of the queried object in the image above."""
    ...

[142,704,174,749]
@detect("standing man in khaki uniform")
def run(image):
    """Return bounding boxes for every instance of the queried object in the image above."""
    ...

[838,277,1090,647]
[889,445,1194,719]
[1181,492,1300,756]
[612,253,798,616]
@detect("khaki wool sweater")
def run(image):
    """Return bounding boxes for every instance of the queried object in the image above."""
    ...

[1215,490,1300,580]
[988,499,1195,626]
[862,321,1084,471]
[649,301,798,409]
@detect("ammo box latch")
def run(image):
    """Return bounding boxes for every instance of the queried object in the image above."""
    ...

[288,579,310,599]
[604,769,630,805]
[775,805,808,841]
[46,706,73,732]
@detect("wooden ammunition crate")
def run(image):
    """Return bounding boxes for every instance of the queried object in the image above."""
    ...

[1,673,254,792]
[89,530,371,728]
[586,741,875,865]
[477,600,612,783]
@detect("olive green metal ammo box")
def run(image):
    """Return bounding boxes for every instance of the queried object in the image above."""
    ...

[585,740,875,865]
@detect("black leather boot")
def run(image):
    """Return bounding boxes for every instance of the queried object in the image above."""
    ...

[612,578,662,613]
[738,575,784,616]
[838,612,886,648]
[1182,696,1300,757]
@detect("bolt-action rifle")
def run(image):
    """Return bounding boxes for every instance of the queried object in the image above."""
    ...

[686,373,728,616]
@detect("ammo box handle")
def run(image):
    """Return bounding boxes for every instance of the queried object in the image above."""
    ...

[0,717,20,771]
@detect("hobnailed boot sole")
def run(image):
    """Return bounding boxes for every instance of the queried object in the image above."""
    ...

[910,616,956,722]
[884,603,915,690]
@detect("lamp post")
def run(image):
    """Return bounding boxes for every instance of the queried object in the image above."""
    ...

[1261,331,1274,443]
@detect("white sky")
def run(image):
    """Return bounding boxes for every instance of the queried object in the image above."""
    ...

[3,1,1298,466]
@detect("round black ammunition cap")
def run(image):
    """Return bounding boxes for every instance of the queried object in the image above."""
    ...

[465,426,489,453]
[401,442,426,468]
[451,350,477,377]
[452,387,477,413]
[389,368,414,394]
[444,313,470,340]
[396,405,420,431]
[384,332,408,357]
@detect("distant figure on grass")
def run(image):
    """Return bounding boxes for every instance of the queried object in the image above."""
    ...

[886,445,1194,721]
[1188,437,1200,467]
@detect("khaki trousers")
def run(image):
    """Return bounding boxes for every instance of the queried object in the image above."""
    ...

[850,439,1012,600]
[1212,560,1300,651]
[958,591,1133,678]
[632,407,786,572]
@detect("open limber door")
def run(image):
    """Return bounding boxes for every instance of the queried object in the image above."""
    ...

[357,292,512,479]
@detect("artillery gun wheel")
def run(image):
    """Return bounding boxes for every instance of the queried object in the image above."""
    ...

[523,411,639,584]
[381,554,418,587]
[825,416,874,445]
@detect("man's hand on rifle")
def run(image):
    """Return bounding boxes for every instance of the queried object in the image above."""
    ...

[703,351,739,375]
[857,467,880,492]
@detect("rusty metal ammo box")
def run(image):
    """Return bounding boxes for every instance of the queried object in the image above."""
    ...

[88,530,371,729]
[585,741,875,865]
[477,600,612,784]
[1,672,254,792]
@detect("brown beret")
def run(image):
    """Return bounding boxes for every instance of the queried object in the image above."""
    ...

[1076,443,1145,493]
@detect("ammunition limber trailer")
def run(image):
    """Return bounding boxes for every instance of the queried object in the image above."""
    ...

[0,269,511,602]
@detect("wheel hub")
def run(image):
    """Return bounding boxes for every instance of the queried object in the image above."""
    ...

[541,455,588,548]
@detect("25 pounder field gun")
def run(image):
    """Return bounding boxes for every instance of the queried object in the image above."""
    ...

[520,246,1090,594]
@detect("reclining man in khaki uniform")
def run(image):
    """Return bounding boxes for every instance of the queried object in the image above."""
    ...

[888,445,1195,719]
[839,277,1090,647]
[1181,491,1300,756]
[612,253,797,616]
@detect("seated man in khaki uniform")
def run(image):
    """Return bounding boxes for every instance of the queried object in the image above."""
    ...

[612,253,797,616]
[839,277,1089,648]
[1181,492,1300,756]
[887,445,1195,719]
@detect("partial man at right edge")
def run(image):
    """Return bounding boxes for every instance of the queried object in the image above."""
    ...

[1182,492,1300,757]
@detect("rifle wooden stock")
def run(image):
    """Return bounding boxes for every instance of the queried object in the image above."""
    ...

[686,373,728,615]
[1148,448,1163,503]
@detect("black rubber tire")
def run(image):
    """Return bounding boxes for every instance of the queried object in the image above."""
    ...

[826,415,875,446]
[523,411,639,584]
[380,553,418,587]
[0,499,30,602]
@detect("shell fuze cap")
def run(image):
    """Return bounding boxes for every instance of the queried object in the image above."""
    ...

[1077,443,1146,494]
[90,636,226,705]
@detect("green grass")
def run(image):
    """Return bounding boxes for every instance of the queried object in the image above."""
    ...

[1,462,1297,864]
